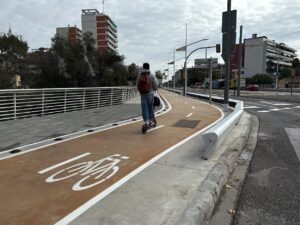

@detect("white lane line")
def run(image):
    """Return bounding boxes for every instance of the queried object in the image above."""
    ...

[295,106,300,108]
[260,101,275,105]
[192,106,195,109]
[285,128,300,161]
[273,103,293,106]
[282,107,292,110]
[257,110,270,113]
[269,108,282,111]
[38,153,91,174]
[186,113,193,118]
[147,125,165,133]
[244,106,260,109]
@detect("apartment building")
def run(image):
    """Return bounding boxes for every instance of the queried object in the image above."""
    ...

[244,34,297,77]
[56,26,82,44]
[81,9,118,53]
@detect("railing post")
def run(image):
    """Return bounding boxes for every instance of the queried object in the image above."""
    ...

[14,93,17,120]
[121,89,125,103]
[64,90,67,113]
[42,90,45,116]
[97,88,101,108]
[110,88,113,106]
[82,89,86,110]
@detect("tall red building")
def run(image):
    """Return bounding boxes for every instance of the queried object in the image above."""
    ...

[81,9,118,53]
[56,26,82,44]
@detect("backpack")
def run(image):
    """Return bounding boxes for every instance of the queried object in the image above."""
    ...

[138,72,152,93]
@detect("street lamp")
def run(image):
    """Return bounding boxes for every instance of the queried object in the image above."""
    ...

[176,33,208,95]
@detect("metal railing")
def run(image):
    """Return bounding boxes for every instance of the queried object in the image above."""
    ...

[0,87,137,121]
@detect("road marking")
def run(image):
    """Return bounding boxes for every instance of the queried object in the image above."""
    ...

[40,154,129,191]
[260,101,275,105]
[186,113,193,118]
[273,103,293,106]
[38,153,91,174]
[282,107,292,110]
[295,106,300,108]
[285,128,300,161]
[244,106,260,109]
[147,125,165,133]
[269,108,282,111]
[257,110,270,113]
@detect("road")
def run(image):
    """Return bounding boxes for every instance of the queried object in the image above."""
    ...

[233,97,300,225]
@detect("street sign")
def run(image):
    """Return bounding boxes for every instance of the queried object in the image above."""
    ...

[221,9,237,60]
[194,58,218,68]
[222,10,237,33]
[291,69,296,76]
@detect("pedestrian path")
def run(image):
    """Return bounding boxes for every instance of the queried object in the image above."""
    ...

[0,90,222,225]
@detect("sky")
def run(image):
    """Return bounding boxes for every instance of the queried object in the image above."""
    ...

[1,0,300,77]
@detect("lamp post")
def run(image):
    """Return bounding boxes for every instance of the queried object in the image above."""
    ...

[173,50,176,89]
[176,35,209,96]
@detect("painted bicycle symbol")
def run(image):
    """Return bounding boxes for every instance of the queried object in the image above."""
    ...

[38,153,129,191]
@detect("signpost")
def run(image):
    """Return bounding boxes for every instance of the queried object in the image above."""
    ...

[291,69,295,95]
[222,0,237,108]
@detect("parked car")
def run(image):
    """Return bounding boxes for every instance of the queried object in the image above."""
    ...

[245,85,259,91]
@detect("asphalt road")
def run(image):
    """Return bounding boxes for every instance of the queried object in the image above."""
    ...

[233,97,300,225]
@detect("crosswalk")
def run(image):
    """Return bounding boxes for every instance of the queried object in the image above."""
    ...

[244,101,300,113]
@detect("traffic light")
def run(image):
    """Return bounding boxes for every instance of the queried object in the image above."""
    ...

[216,44,221,53]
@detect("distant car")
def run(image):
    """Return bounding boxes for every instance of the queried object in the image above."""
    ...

[245,85,259,91]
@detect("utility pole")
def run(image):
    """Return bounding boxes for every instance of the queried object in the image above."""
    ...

[173,50,176,90]
[237,25,243,96]
[224,0,231,107]
[209,57,213,104]
[184,23,188,96]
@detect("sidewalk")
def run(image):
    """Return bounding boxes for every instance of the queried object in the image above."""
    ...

[0,97,141,152]
[0,90,254,225]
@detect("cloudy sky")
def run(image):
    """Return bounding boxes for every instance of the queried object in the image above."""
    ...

[1,0,300,75]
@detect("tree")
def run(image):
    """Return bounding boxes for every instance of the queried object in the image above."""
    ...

[95,51,126,86]
[128,63,138,85]
[0,29,29,88]
[51,35,92,87]
[155,70,164,80]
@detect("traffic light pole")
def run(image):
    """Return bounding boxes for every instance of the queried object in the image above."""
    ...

[224,0,231,108]
[237,25,243,96]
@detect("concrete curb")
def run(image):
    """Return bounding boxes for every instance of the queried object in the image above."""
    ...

[208,113,259,225]
[174,112,253,225]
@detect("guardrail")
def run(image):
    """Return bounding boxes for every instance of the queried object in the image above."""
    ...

[0,87,137,121]
[186,92,244,159]
[164,88,244,159]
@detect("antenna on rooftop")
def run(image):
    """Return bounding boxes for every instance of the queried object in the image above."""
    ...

[102,0,105,14]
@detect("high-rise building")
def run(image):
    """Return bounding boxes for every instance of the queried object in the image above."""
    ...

[56,26,82,44]
[244,34,297,77]
[81,9,118,53]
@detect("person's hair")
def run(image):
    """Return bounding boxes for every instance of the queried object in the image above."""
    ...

[143,63,150,70]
